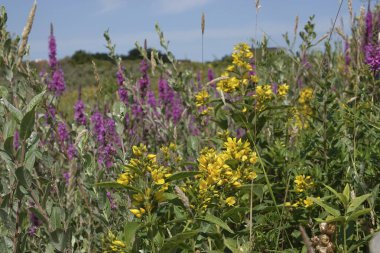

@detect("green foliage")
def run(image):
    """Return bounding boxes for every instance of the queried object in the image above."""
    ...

[0,4,379,253]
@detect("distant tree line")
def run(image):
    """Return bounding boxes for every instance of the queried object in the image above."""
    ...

[70,48,169,64]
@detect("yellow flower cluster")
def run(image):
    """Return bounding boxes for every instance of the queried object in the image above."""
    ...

[195,137,258,210]
[298,87,313,104]
[278,83,289,97]
[292,87,314,129]
[116,144,177,218]
[102,232,127,253]
[294,175,314,193]
[216,43,258,93]
[255,85,273,101]
[195,89,210,107]
[285,175,315,208]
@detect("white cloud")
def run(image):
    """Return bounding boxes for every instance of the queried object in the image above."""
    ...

[156,0,213,14]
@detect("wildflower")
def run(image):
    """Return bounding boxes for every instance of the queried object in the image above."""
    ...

[294,175,314,193]
[195,89,210,107]
[118,87,129,105]
[303,197,313,208]
[57,122,68,142]
[278,83,289,97]
[116,67,125,86]
[364,43,380,71]
[129,208,146,218]
[48,24,57,69]
[117,173,131,186]
[298,87,313,104]
[225,196,236,206]
[48,68,66,97]
[132,144,147,157]
[67,143,77,160]
[91,112,120,168]
[138,58,150,99]
[74,99,86,125]
[147,90,157,108]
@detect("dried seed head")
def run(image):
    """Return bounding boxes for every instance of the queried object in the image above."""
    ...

[174,186,191,211]
[348,0,353,24]
[326,224,336,236]
[319,234,330,247]
[294,16,299,36]
[319,222,328,234]
[17,1,37,66]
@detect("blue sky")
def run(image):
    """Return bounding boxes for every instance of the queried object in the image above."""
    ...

[1,0,367,62]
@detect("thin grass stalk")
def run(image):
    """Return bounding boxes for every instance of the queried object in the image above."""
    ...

[201,12,205,64]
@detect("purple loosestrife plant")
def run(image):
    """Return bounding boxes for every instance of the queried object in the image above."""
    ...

[147,90,157,108]
[365,43,380,71]
[67,143,77,160]
[48,24,57,69]
[74,99,87,125]
[91,111,120,168]
[118,87,129,105]
[139,58,150,100]
[47,25,65,97]
[57,122,69,143]
[48,69,66,97]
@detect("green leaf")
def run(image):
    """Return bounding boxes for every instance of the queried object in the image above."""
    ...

[343,184,350,202]
[25,90,46,113]
[15,167,31,189]
[49,228,71,252]
[347,208,371,222]
[0,86,8,98]
[123,222,140,248]
[20,107,35,140]
[202,213,234,234]
[224,237,240,253]
[0,209,15,232]
[159,230,200,252]
[166,171,201,182]
[347,194,371,214]
[51,207,64,230]
[324,184,348,207]
[95,181,142,193]
[311,197,340,217]
[0,98,22,122]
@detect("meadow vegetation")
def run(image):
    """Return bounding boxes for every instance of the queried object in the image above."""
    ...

[0,2,379,252]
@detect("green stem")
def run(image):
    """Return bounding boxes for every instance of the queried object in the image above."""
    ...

[343,221,347,253]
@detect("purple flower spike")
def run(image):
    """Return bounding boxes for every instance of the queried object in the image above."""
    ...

[57,122,68,142]
[49,24,57,69]
[67,143,77,160]
[147,90,157,108]
[118,87,129,105]
[48,69,65,97]
[74,100,87,125]
[116,67,125,86]
[139,59,150,99]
